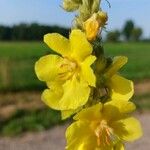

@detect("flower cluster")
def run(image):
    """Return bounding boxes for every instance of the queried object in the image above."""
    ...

[35,0,142,150]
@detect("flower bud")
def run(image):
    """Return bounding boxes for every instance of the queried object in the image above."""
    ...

[92,0,101,13]
[63,0,79,12]
[97,11,108,26]
[83,13,99,41]
[72,0,81,3]
[83,11,108,41]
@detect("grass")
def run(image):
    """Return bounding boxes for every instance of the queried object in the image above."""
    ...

[0,42,48,59]
[0,42,150,91]
[104,42,150,80]
[133,93,150,110]
[0,108,63,136]
[0,42,49,91]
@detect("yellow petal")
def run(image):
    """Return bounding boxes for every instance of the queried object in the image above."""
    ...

[66,121,96,150]
[106,100,136,114]
[44,33,70,57]
[35,55,63,82]
[103,100,136,121]
[41,83,63,110]
[60,76,90,110]
[46,80,64,89]
[42,77,90,110]
[112,117,143,142]
[109,74,134,101]
[114,143,124,150]
[74,103,102,121]
[81,55,96,87]
[70,29,93,62]
[105,56,128,78]
[61,108,80,120]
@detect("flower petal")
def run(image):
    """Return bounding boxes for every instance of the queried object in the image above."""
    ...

[44,33,70,57]
[61,108,80,120]
[108,74,134,101]
[60,76,90,110]
[66,121,97,150]
[106,100,136,114]
[41,84,63,110]
[74,103,102,121]
[81,55,96,87]
[35,55,63,82]
[103,100,136,121]
[70,29,93,62]
[105,56,128,78]
[114,143,124,150]
[42,77,90,110]
[112,117,143,142]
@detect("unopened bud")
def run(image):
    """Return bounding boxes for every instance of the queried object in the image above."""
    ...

[83,11,108,41]
[63,0,79,12]
[83,13,100,41]
[72,0,81,3]
[97,11,108,26]
[92,0,101,13]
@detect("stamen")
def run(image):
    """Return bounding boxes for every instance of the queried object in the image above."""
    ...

[95,120,118,147]
[58,58,78,80]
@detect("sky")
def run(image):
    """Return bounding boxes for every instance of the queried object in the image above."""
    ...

[0,0,149,37]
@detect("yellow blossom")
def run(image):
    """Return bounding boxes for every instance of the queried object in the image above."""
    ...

[105,56,134,101]
[66,101,142,150]
[83,11,108,41]
[35,29,96,111]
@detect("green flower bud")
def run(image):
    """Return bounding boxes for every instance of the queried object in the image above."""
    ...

[63,0,79,12]
[92,0,101,13]
[72,0,82,3]
[95,56,107,74]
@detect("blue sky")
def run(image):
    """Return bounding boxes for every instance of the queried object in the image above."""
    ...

[0,0,149,37]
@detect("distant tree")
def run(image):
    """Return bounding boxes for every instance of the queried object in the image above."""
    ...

[50,25,69,38]
[0,26,11,40]
[10,23,69,41]
[28,23,43,40]
[106,30,120,42]
[122,20,134,41]
[11,23,29,40]
[131,27,143,41]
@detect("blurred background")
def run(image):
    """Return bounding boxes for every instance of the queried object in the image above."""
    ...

[0,0,150,149]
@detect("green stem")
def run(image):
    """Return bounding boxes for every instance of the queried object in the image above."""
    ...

[91,37,110,104]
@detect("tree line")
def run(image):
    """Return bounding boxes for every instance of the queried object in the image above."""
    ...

[106,20,144,42]
[0,23,69,41]
[0,20,147,42]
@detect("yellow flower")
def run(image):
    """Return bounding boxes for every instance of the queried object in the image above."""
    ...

[35,29,96,111]
[105,56,134,101]
[66,101,142,150]
[84,11,108,41]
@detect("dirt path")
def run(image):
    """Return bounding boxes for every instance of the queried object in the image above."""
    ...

[135,80,150,95]
[0,81,149,150]
[0,80,150,113]
[0,113,149,150]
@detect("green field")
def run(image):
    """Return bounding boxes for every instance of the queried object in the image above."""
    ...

[105,43,150,80]
[0,42,150,136]
[0,42,150,91]
[0,42,48,91]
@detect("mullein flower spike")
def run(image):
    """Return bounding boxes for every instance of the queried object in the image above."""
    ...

[35,0,142,149]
